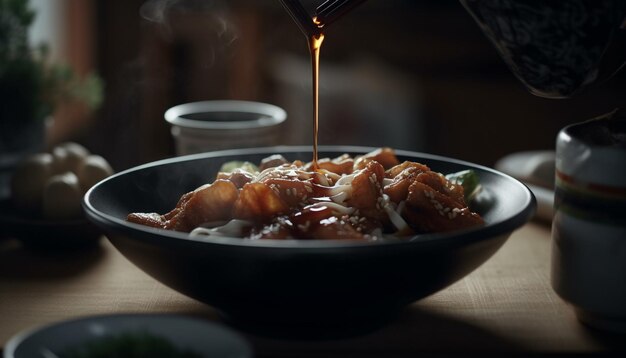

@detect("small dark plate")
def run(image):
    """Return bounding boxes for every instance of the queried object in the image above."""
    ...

[0,198,101,250]
[4,314,252,358]
[84,146,535,338]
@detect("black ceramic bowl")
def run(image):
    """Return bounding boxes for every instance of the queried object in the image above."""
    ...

[84,146,535,337]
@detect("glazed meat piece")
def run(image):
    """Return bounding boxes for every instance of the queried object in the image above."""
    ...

[232,182,289,222]
[127,180,239,232]
[247,203,368,241]
[344,160,386,221]
[259,154,289,171]
[311,154,354,175]
[126,212,167,229]
[216,169,254,189]
[384,162,429,204]
[413,171,465,205]
[127,191,194,229]
[386,161,430,179]
[403,180,483,233]
[262,177,313,207]
[354,147,400,170]
[383,162,482,233]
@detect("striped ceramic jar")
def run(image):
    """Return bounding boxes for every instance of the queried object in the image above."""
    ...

[551,112,626,333]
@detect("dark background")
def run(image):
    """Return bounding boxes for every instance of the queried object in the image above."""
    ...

[66,0,626,170]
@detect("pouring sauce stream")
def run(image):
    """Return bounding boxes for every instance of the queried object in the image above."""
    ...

[278,0,365,170]
[309,20,325,170]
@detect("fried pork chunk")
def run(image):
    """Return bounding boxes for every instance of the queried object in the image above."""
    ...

[127,180,238,232]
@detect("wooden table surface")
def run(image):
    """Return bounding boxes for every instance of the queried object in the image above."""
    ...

[1,221,625,357]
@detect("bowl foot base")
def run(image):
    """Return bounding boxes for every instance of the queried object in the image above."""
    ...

[575,308,626,334]
[220,310,399,340]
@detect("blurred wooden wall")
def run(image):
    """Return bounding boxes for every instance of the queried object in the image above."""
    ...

[86,0,626,170]
[45,0,98,146]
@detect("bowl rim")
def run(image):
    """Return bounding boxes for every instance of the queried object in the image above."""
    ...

[164,100,287,130]
[83,145,536,250]
[3,313,252,358]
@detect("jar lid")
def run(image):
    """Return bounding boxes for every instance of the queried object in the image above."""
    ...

[557,109,626,190]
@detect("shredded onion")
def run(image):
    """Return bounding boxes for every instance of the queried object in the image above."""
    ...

[336,173,356,186]
[328,184,351,198]
[190,219,253,238]
[330,190,349,204]
[381,194,410,232]
[304,201,355,215]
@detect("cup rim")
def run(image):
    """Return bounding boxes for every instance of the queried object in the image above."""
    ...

[165,100,287,130]
[557,115,626,188]
[559,115,626,151]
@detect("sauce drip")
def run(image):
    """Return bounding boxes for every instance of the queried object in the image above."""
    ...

[278,1,362,170]
[308,20,325,170]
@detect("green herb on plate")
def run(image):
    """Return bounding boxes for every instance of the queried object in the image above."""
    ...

[58,332,203,358]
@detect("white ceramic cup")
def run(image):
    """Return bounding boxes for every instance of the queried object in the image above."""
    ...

[165,100,287,156]
[551,111,626,333]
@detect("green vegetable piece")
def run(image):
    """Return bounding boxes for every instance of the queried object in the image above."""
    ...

[219,161,259,174]
[446,169,482,202]
[59,332,203,358]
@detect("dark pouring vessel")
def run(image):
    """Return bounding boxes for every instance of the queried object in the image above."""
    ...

[461,0,626,99]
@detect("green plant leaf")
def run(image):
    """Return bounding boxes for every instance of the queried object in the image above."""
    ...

[1,0,104,125]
